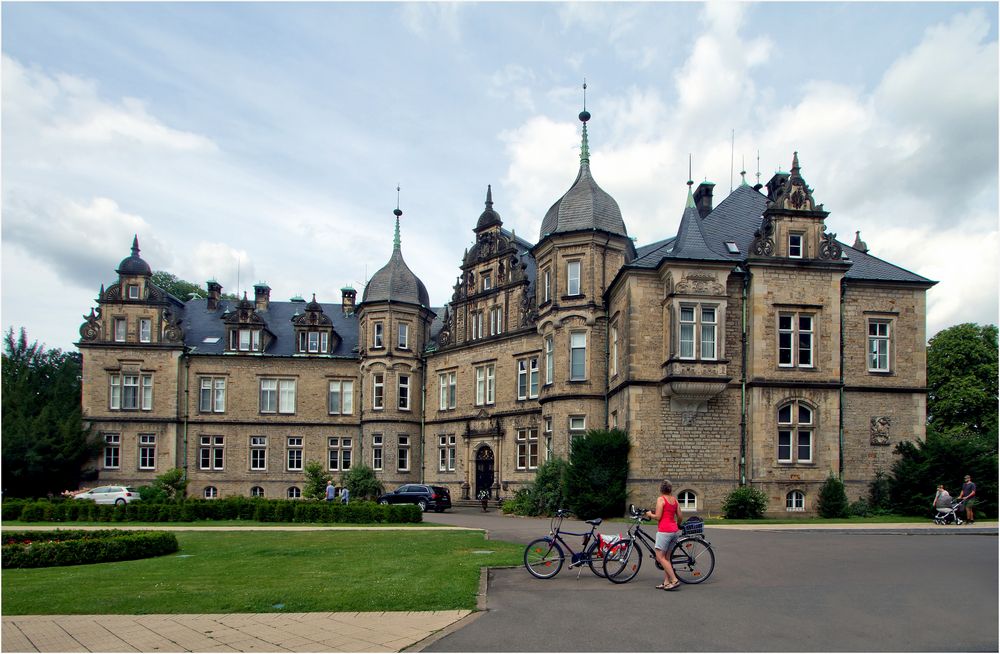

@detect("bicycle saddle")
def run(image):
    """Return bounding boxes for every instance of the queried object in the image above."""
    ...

[586,518,603,526]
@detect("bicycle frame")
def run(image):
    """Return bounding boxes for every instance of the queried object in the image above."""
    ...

[523,510,625,579]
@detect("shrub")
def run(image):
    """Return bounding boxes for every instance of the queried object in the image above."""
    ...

[563,430,630,519]
[722,485,768,519]
[2,529,178,568]
[868,468,892,512]
[849,499,870,517]
[342,464,384,501]
[303,460,328,500]
[817,473,850,518]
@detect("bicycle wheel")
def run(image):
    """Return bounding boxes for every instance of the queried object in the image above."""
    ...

[524,538,564,579]
[603,538,642,584]
[671,537,715,584]
[586,540,609,577]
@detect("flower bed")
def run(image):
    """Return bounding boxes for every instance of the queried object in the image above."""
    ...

[2,529,179,568]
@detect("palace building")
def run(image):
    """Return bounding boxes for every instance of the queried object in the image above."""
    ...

[78,108,935,514]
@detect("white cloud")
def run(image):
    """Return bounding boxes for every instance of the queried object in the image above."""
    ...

[399,3,463,41]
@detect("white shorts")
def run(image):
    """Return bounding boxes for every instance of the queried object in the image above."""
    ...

[655,530,681,551]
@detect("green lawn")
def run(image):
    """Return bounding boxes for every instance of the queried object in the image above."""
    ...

[2,530,524,615]
[1,520,439,528]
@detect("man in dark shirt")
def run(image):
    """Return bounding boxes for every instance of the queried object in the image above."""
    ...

[957,475,977,524]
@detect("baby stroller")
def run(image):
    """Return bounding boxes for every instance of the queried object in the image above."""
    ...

[933,501,965,525]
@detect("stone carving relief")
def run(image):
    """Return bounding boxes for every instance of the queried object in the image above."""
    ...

[818,232,843,260]
[675,274,725,296]
[870,416,891,446]
[79,307,102,342]
[162,307,184,343]
[750,215,775,256]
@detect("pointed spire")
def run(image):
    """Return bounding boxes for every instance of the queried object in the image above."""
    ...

[485,184,493,209]
[853,230,869,254]
[131,234,140,257]
[579,80,591,165]
[686,154,695,208]
[791,151,801,178]
[393,185,402,250]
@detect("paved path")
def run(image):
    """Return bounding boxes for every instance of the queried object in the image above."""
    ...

[3,511,996,652]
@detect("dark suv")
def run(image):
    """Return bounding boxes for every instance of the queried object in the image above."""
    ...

[377,484,452,512]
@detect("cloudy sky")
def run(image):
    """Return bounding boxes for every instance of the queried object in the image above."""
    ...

[2,2,997,352]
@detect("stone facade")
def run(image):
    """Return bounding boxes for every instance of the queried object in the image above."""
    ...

[78,122,934,516]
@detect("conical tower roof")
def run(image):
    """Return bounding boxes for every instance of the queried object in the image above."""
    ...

[362,209,430,307]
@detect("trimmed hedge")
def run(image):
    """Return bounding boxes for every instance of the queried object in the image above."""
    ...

[2,498,422,524]
[2,529,179,568]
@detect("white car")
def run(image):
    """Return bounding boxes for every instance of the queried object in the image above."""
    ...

[73,486,142,505]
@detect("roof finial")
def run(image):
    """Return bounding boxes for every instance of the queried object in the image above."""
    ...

[686,154,696,208]
[791,151,801,177]
[579,80,591,165]
[740,155,749,187]
[755,150,761,187]
[485,184,493,209]
[131,234,140,257]
[393,185,402,250]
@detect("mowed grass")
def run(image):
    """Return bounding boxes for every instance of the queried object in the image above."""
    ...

[2,530,524,615]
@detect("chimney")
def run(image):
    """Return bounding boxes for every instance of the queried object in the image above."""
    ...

[207,281,222,311]
[693,181,715,219]
[341,285,356,316]
[254,283,271,312]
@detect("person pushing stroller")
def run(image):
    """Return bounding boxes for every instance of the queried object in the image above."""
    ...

[932,485,963,525]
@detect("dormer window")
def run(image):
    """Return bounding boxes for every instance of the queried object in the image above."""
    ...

[298,330,329,354]
[230,328,261,352]
[789,233,803,258]
[127,284,140,300]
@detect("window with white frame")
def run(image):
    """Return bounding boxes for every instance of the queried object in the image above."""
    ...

[328,379,354,415]
[373,374,384,410]
[139,318,152,343]
[113,317,127,342]
[611,410,618,429]
[373,322,384,348]
[786,490,805,511]
[542,268,551,303]
[475,364,495,405]
[679,305,718,360]
[788,233,804,258]
[138,434,156,470]
[516,428,539,470]
[110,373,153,411]
[610,325,619,377]
[127,284,140,299]
[341,438,352,470]
[398,323,409,349]
[517,358,539,400]
[489,306,503,336]
[287,486,301,499]
[398,374,410,410]
[678,490,697,511]
[569,416,586,445]
[438,372,457,410]
[250,486,264,497]
[328,437,352,471]
[298,330,329,354]
[397,435,410,472]
[567,260,581,296]
[545,336,554,384]
[103,433,120,469]
[544,417,553,460]
[470,311,484,340]
[287,436,303,471]
[482,272,492,291]
[868,319,891,372]
[372,433,383,471]
[777,401,814,463]
[778,313,814,368]
[204,486,218,499]
[230,328,261,352]
[250,436,268,470]
[199,377,226,413]
[570,332,587,380]
[199,436,224,470]
[260,378,295,414]
[438,434,456,472]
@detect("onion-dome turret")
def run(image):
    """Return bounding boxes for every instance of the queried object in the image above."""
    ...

[116,235,152,276]
[361,208,430,307]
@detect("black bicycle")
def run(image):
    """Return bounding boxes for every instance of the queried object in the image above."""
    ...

[523,509,624,579]
[603,504,715,584]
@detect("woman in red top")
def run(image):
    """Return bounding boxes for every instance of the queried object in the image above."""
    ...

[645,479,682,590]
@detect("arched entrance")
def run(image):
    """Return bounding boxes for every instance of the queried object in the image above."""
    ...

[475,446,495,499]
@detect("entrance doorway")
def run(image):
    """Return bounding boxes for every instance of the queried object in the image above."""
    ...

[475,446,495,499]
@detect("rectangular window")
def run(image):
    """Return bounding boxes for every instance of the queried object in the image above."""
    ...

[397,435,410,472]
[373,322,384,348]
[679,307,695,359]
[328,380,354,415]
[542,269,551,303]
[141,375,153,410]
[110,375,121,410]
[103,433,120,469]
[279,379,296,413]
[111,373,151,411]
[114,318,127,342]
[250,436,267,470]
[287,437,303,471]
[373,374,384,410]
[779,312,814,368]
[199,436,224,470]
[544,417,553,461]
[328,437,340,471]
[868,320,891,372]
[438,372,456,410]
[516,428,539,470]
[789,233,803,258]
[797,430,813,463]
[517,358,539,400]
[398,323,409,349]
[567,260,581,296]
[610,326,619,377]
[570,332,587,380]
[308,331,320,353]
[482,272,492,291]
[569,416,586,446]
[232,328,261,352]
[372,434,383,471]
[123,374,140,409]
[138,433,156,470]
[398,374,410,410]
[701,307,717,360]
[139,318,152,343]
[777,430,792,462]
[200,377,226,413]
[298,331,329,353]
[475,364,495,405]
[545,336,554,384]
[438,434,457,472]
[127,284,140,299]
[341,437,352,470]
[471,312,483,340]
[260,378,277,413]
[490,306,503,336]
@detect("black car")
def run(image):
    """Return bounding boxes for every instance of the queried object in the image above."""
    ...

[377,484,452,512]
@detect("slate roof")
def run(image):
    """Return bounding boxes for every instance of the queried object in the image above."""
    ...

[361,245,430,308]
[117,236,152,276]
[179,298,361,358]
[665,202,731,262]
[538,161,628,239]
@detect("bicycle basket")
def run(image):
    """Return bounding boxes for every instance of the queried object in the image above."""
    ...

[682,517,704,535]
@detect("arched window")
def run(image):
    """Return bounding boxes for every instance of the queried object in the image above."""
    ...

[786,490,805,512]
[204,486,218,499]
[678,490,697,511]
[287,486,301,499]
[777,401,814,463]
[250,486,264,498]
